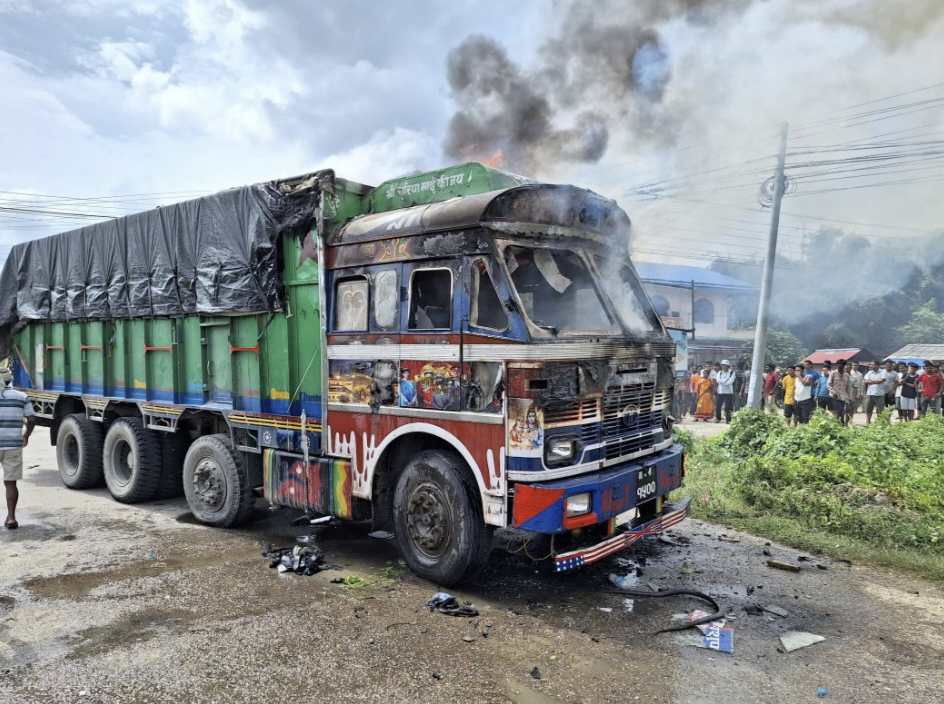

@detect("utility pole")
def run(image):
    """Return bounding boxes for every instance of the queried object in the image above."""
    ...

[747,123,788,409]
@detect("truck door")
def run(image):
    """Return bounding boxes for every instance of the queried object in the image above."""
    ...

[324,263,403,461]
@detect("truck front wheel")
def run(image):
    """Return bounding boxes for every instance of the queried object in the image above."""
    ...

[56,413,103,489]
[393,449,493,586]
[182,434,255,527]
[102,418,162,503]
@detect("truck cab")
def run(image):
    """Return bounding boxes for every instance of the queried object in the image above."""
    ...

[313,164,688,582]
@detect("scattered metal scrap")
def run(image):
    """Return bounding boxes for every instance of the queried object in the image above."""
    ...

[261,542,325,576]
[779,631,826,653]
[767,559,802,573]
[426,592,479,617]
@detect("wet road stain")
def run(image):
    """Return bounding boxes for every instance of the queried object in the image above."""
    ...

[67,608,197,659]
[0,594,14,615]
[20,551,240,600]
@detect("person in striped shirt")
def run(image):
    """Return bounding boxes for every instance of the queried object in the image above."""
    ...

[2,366,35,530]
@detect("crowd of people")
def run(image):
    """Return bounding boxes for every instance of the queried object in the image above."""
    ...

[676,359,750,424]
[673,358,944,426]
[764,359,943,425]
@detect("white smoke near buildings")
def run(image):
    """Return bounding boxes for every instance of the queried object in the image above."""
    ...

[444,0,944,321]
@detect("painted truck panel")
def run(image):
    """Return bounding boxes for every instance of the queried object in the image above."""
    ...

[12,230,324,422]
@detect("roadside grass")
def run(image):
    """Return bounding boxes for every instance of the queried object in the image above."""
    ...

[673,411,944,582]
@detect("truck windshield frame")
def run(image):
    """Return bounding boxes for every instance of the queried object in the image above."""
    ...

[590,256,664,337]
[498,241,650,339]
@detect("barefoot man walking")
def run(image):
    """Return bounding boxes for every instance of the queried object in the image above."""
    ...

[2,366,35,529]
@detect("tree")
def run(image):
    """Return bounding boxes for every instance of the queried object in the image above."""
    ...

[765,328,805,367]
[897,299,944,343]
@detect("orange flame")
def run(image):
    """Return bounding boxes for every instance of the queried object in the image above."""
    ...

[481,150,505,168]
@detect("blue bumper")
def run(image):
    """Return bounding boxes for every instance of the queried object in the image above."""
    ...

[511,443,685,534]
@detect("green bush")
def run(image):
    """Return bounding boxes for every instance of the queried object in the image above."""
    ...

[721,408,786,456]
[685,411,944,554]
[672,425,696,454]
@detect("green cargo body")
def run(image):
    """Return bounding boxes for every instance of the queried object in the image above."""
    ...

[12,232,323,421]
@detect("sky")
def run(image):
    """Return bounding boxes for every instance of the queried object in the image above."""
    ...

[1,0,942,270]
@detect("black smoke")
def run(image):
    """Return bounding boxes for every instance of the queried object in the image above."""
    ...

[443,35,611,173]
[443,1,750,174]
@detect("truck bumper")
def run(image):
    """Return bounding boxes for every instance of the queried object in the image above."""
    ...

[508,443,688,571]
[553,498,690,572]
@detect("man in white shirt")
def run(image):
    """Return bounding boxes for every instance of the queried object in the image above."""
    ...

[793,363,815,424]
[714,360,737,424]
[863,361,887,424]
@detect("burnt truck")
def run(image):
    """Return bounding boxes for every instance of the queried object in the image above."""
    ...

[0,162,688,585]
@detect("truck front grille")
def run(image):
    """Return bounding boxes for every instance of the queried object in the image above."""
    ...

[543,398,599,425]
[601,382,662,460]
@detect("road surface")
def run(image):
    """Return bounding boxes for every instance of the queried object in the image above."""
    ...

[1,434,942,703]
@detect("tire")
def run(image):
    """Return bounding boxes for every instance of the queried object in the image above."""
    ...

[55,413,104,489]
[393,449,493,586]
[102,417,162,503]
[182,434,255,527]
[156,432,189,499]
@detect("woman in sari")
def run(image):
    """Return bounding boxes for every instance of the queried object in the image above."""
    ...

[693,369,716,421]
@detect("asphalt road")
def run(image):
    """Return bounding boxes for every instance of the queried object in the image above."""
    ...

[1,435,942,703]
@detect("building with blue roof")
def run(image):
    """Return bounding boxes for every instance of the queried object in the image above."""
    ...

[634,262,758,368]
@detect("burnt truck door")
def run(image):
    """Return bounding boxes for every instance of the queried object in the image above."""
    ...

[465,255,529,342]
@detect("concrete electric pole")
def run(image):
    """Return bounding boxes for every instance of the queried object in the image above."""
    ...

[747,123,789,409]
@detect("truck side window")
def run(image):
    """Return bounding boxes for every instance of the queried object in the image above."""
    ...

[471,259,507,331]
[408,268,452,330]
[373,269,398,329]
[334,277,368,331]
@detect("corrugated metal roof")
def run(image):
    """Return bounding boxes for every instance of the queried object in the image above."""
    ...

[886,343,944,361]
[804,348,862,364]
[634,262,756,291]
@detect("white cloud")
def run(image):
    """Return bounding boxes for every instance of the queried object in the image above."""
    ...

[314,127,442,185]
[98,40,155,81]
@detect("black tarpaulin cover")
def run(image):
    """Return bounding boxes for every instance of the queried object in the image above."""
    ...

[0,180,319,335]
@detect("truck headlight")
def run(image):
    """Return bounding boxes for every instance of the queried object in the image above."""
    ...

[545,437,576,464]
[565,492,591,517]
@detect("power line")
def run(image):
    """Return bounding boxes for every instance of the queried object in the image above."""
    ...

[789,173,944,197]
[0,206,115,219]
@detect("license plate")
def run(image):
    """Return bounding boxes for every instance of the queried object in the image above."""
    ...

[635,466,658,503]
[614,507,638,527]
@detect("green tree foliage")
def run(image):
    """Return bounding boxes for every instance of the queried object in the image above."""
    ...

[897,299,944,343]
[765,328,805,367]
[712,230,944,357]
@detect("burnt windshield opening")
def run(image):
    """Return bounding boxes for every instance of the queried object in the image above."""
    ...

[593,257,662,337]
[503,245,618,337]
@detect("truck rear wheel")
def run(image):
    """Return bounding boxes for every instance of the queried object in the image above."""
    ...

[182,434,255,527]
[56,413,104,489]
[393,449,493,586]
[103,417,162,503]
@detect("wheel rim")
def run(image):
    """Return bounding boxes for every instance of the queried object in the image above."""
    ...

[405,481,453,560]
[62,434,80,477]
[110,439,135,485]
[192,456,227,512]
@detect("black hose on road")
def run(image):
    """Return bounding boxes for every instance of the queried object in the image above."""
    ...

[603,587,723,634]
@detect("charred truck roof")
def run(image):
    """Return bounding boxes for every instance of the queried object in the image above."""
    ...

[328,162,632,251]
